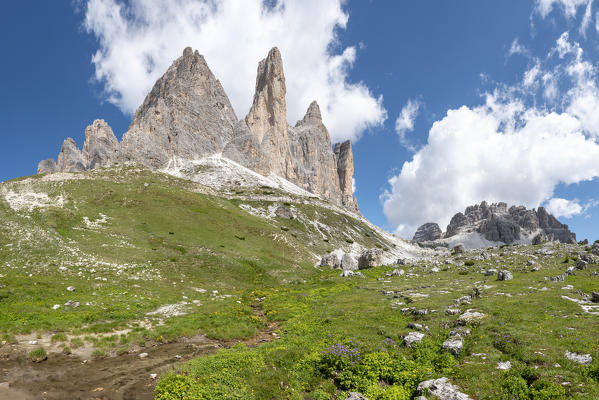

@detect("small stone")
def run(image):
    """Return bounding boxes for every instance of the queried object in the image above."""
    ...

[66,286,75,292]
[52,304,60,310]
[28,340,38,345]
[175,355,182,360]
[344,393,368,400]
[484,268,498,276]
[139,352,149,359]
[150,374,158,379]
[497,361,512,370]
[431,267,440,273]
[591,292,599,303]
[565,350,592,365]
[526,260,536,266]
[404,332,425,347]
[391,269,405,276]
[445,308,460,315]
[64,300,80,308]
[340,270,354,277]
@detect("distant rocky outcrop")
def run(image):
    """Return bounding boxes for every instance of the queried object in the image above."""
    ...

[413,201,576,246]
[37,47,359,212]
[412,222,443,242]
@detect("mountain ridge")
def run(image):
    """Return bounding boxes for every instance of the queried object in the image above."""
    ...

[37,47,359,212]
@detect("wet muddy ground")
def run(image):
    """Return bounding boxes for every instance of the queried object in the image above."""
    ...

[0,313,279,399]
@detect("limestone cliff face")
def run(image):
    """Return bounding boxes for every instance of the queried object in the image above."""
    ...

[245,47,296,179]
[288,101,342,204]
[37,47,360,213]
[120,47,238,168]
[334,140,359,211]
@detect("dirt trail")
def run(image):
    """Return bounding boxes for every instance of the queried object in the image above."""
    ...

[0,307,279,400]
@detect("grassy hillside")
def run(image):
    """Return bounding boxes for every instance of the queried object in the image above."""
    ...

[1,166,598,399]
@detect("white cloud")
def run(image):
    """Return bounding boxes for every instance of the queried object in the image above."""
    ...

[535,0,595,34]
[509,38,528,57]
[523,63,541,87]
[382,90,599,238]
[81,0,386,143]
[545,197,583,218]
[536,0,591,19]
[395,99,421,152]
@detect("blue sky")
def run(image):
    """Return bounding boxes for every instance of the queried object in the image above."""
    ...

[1,1,599,241]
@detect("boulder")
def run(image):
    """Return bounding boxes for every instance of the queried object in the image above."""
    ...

[497,270,513,281]
[591,292,599,303]
[404,332,425,347]
[320,253,340,269]
[457,309,486,325]
[37,159,57,174]
[452,244,465,255]
[358,248,383,269]
[274,206,293,219]
[341,253,358,271]
[442,337,463,355]
[417,377,472,400]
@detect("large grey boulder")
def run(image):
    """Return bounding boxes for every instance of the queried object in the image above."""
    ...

[413,222,443,242]
[358,248,383,269]
[341,253,358,271]
[497,270,513,281]
[320,253,340,269]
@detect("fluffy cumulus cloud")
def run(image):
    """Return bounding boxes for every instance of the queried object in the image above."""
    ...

[545,198,584,218]
[395,99,421,152]
[81,0,386,142]
[382,31,599,238]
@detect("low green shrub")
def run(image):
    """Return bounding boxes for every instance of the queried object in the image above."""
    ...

[29,347,47,362]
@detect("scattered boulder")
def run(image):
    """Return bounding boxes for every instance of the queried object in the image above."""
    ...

[497,270,513,281]
[442,337,463,355]
[390,269,405,277]
[64,300,80,308]
[320,253,340,269]
[452,244,465,255]
[417,377,472,400]
[575,258,588,270]
[532,233,548,245]
[457,309,486,325]
[565,350,592,365]
[484,268,498,276]
[66,286,75,292]
[404,332,425,347]
[592,242,599,256]
[592,292,599,303]
[341,253,358,271]
[139,352,149,359]
[497,361,512,370]
[358,248,383,269]
[580,239,589,245]
[579,253,596,264]
[274,206,293,219]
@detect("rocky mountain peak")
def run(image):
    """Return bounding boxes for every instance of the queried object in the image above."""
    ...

[36,46,361,214]
[413,201,576,247]
[297,101,323,126]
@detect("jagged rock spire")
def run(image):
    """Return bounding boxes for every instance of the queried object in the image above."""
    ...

[120,47,238,167]
[37,46,361,213]
[245,47,295,178]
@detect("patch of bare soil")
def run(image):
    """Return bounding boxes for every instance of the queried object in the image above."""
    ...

[0,309,279,400]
